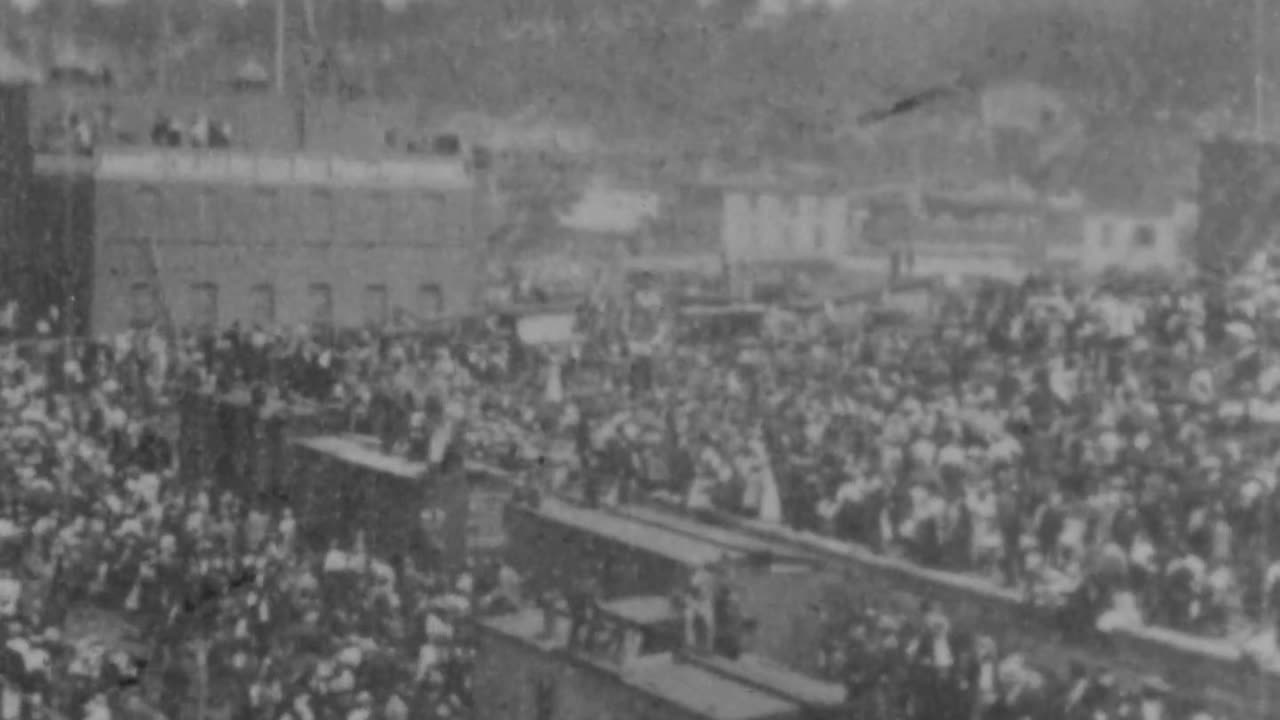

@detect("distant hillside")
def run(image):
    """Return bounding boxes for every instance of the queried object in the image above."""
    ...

[5,0,1269,149]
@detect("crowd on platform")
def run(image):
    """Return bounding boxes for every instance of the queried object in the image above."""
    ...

[3,256,1280,717]
[85,261,1280,655]
[544,267,1280,655]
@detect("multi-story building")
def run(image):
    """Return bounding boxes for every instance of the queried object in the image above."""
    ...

[0,82,32,306]
[29,146,484,334]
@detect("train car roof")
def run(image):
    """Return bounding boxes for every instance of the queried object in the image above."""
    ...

[34,147,473,190]
[609,504,816,568]
[623,657,799,720]
[689,653,846,709]
[479,609,799,720]
[599,595,681,628]
[521,498,731,567]
[292,433,514,483]
[291,434,426,480]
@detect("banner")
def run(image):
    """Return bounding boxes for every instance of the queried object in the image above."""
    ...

[516,313,576,345]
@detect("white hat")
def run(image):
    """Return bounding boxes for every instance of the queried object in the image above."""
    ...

[336,646,363,666]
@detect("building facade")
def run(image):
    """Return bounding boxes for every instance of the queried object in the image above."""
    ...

[719,185,859,264]
[1078,202,1197,274]
[32,147,483,334]
[0,82,32,308]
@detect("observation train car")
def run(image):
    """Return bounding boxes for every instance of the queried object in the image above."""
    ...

[283,433,513,563]
[176,386,338,496]
[26,145,486,336]
[474,602,844,720]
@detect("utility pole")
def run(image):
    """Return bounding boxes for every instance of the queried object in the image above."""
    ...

[1256,0,1268,140]
[275,0,287,96]
[158,0,172,93]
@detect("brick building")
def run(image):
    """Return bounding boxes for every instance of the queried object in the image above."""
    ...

[31,147,483,334]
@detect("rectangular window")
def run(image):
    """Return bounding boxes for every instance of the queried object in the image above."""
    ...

[255,188,279,244]
[136,187,163,238]
[422,193,445,243]
[308,283,333,329]
[532,677,555,720]
[368,190,392,245]
[419,284,444,318]
[307,188,332,243]
[130,282,155,327]
[1132,224,1157,248]
[362,284,389,327]
[779,195,798,250]
[187,283,219,331]
[196,189,217,243]
[1099,222,1114,248]
[249,283,276,327]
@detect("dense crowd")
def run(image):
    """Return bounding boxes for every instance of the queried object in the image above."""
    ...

[0,330,517,719]
[539,268,1280,655]
[2,258,1276,718]
[816,602,1219,720]
[138,264,1280,655]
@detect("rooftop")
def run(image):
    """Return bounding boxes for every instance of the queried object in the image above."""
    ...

[1056,124,1197,216]
[479,608,801,720]
[519,497,731,567]
[35,146,473,190]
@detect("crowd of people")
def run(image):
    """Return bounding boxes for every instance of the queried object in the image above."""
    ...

[816,601,1219,720]
[0,327,530,719]
[36,105,235,155]
[2,256,1278,718]
[540,267,1280,656]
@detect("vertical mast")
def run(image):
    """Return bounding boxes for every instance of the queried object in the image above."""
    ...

[275,0,287,96]
[1255,0,1267,140]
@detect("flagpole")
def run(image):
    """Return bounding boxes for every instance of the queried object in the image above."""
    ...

[275,0,287,96]
[1256,0,1267,141]
[1257,2,1273,718]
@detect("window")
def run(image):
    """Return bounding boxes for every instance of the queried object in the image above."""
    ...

[421,193,445,243]
[129,283,155,327]
[1132,224,1157,248]
[255,188,279,243]
[532,677,555,720]
[419,284,444,318]
[779,195,798,250]
[136,187,163,237]
[308,283,333,329]
[310,189,334,243]
[369,190,392,245]
[362,285,389,327]
[187,283,219,331]
[249,284,276,327]
[1099,222,1114,248]
[196,189,217,242]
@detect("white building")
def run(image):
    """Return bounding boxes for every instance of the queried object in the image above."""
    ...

[1079,201,1197,274]
[717,180,860,263]
[1065,127,1198,274]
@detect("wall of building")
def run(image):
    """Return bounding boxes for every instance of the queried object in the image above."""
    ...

[721,190,855,263]
[35,148,481,334]
[0,83,32,308]
[22,169,96,335]
[1079,212,1184,273]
